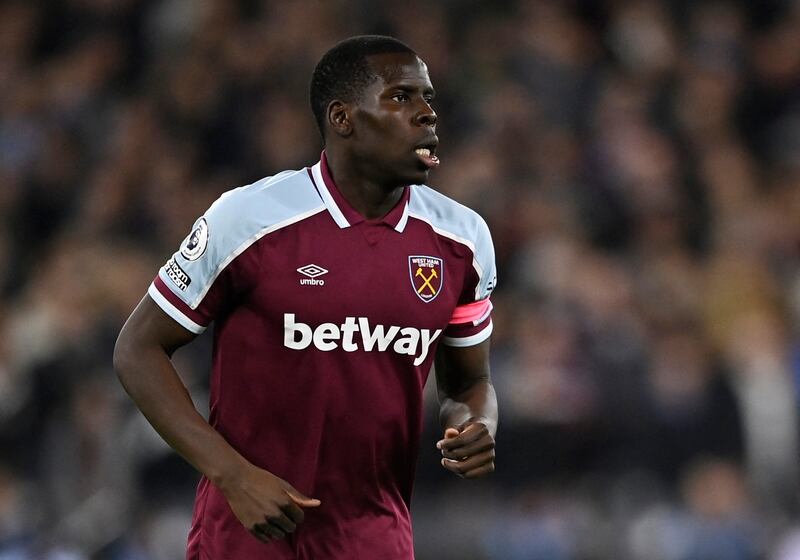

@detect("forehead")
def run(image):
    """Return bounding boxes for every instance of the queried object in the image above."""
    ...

[366,52,432,88]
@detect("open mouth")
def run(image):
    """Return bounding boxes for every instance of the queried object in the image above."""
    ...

[414,143,440,169]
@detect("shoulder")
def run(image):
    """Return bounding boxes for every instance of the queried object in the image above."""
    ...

[195,169,325,259]
[159,169,325,311]
[407,184,493,250]
[204,169,324,238]
[183,168,325,278]
[409,184,497,300]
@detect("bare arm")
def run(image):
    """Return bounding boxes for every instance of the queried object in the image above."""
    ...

[434,339,497,478]
[113,295,319,542]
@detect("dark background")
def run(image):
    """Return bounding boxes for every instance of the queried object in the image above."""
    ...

[1,0,799,558]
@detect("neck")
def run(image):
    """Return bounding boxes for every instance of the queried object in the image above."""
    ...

[324,148,404,220]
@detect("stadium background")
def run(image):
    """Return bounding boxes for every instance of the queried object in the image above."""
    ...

[1,0,800,558]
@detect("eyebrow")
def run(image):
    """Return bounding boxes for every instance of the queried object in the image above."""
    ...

[394,84,436,97]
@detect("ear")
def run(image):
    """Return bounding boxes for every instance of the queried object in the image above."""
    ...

[327,100,353,138]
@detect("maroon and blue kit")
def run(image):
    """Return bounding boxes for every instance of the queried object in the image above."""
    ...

[149,153,496,559]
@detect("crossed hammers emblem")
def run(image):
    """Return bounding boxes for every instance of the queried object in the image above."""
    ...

[415,267,438,295]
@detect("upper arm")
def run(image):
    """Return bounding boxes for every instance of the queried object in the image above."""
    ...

[116,185,269,367]
[150,209,258,335]
[114,295,197,365]
[434,339,491,399]
[434,205,496,397]
[441,211,497,348]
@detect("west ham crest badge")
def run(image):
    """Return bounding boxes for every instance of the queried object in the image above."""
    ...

[409,256,443,303]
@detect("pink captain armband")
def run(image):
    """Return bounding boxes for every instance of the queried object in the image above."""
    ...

[449,298,493,326]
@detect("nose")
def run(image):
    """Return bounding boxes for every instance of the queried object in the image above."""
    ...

[415,103,437,127]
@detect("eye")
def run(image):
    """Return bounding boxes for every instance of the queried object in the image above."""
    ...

[391,93,409,103]
[424,95,434,104]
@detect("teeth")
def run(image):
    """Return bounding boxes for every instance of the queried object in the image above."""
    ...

[415,148,431,157]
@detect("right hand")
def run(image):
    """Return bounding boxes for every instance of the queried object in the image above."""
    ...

[217,461,321,544]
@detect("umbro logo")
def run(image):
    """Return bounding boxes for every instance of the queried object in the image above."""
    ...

[297,264,328,286]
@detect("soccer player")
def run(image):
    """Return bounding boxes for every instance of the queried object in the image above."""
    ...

[114,35,498,559]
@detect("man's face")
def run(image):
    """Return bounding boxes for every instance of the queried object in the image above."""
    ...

[348,52,439,186]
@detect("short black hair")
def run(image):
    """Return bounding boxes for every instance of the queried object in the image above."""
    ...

[310,35,417,138]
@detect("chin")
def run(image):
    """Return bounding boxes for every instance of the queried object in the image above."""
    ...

[409,172,430,185]
[405,166,431,185]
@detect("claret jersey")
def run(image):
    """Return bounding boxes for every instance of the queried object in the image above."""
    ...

[149,153,496,559]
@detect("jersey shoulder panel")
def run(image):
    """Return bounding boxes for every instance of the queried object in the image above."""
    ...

[408,184,496,300]
[203,169,323,247]
[161,169,325,309]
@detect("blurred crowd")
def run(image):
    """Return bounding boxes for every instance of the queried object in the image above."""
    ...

[1,0,799,558]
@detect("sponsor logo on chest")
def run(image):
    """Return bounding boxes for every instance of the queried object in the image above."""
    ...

[297,263,328,286]
[283,313,441,367]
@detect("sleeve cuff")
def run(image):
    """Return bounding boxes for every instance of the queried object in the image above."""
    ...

[442,320,493,347]
[148,283,207,334]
